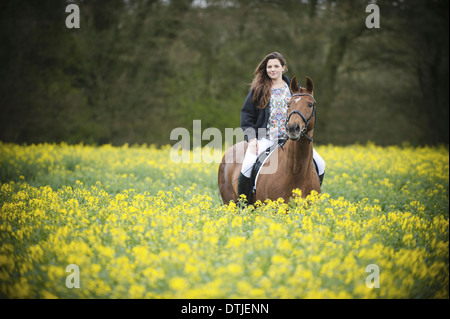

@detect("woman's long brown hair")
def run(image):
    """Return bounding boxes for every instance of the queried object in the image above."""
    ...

[250,52,288,109]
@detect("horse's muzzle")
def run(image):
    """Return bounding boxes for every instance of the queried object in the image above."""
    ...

[286,123,302,140]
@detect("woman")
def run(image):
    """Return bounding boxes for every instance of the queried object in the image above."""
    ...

[238,52,325,201]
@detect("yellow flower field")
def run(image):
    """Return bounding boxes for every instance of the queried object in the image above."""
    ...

[0,142,448,298]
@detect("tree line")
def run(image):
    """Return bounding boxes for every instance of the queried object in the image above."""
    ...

[0,0,448,146]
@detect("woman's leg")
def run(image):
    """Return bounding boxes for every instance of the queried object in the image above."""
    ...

[240,149,259,178]
[240,138,275,177]
[312,148,325,175]
[312,148,325,185]
[238,138,275,202]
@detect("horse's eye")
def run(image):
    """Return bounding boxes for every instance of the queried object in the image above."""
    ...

[308,102,313,108]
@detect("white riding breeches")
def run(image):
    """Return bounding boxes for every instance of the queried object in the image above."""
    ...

[240,138,325,178]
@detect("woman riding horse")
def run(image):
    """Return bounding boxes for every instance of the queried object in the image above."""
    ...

[238,52,325,203]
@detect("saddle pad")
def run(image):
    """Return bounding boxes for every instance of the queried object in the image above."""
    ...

[250,142,281,192]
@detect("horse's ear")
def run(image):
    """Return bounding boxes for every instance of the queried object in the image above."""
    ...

[290,76,300,93]
[305,76,314,94]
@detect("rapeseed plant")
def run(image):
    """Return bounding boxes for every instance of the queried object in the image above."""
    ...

[0,142,448,298]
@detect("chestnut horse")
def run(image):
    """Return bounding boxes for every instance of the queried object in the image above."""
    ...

[218,76,320,204]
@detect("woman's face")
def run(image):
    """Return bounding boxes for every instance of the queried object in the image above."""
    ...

[266,58,285,81]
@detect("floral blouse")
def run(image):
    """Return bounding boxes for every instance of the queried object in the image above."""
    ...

[267,82,291,140]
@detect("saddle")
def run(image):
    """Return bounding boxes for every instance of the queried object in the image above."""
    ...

[249,138,321,194]
[250,139,286,193]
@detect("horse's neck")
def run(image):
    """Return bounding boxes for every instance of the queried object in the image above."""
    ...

[285,138,314,175]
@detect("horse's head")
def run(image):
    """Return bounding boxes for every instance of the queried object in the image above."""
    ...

[285,76,316,142]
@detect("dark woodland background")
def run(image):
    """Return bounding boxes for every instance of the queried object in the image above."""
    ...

[0,0,448,146]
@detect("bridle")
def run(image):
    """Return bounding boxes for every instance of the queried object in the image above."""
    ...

[284,93,317,143]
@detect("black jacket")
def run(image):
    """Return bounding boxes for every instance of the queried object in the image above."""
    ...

[240,75,294,142]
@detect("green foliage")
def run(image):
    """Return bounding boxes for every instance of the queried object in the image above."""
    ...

[0,0,448,146]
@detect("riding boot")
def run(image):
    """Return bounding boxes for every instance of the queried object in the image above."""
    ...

[237,173,253,206]
[318,172,325,186]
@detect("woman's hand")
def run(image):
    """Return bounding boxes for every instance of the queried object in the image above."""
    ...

[248,138,258,155]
